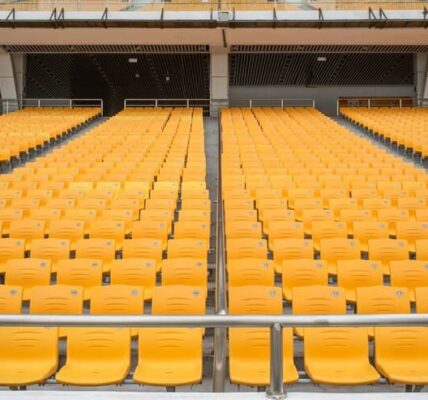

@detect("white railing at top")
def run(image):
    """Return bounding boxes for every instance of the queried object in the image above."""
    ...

[0,98,104,116]
[123,98,210,109]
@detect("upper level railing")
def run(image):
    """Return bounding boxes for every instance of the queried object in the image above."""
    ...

[0,98,104,116]
[0,0,427,11]
[124,98,211,115]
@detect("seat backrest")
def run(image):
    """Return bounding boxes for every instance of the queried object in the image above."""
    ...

[161,258,208,288]
[49,219,85,242]
[56,259,103,290]
[75,238,116,262]
[151,285,206,314]
[282,260,328,294]
[122,239,162,263]
[319,238,361,264]
[29,285,83,314]
[228,258,274,287]
[30,238,70,261]
[415,287,428,313]
[390,260,428,296]
[292,286,346,315]
[227,238,267,260]
[167,238,208,259]
[356,286,410,314]
[89,285,144,314]
[229,286,282,314]
[0,285,22,313]
[416,239,428,260]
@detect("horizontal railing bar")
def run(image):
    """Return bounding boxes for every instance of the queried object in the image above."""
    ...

[0,314,427,327]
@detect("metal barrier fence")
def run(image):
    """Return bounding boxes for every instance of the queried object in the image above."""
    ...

[0,98,104,116]
[229,98,316,108]
[124,98,211,115]
[0,313,427,398]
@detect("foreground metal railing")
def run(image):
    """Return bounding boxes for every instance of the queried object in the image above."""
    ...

[123,98,211,115]
[0,98,104,116]
[0,313,427,398]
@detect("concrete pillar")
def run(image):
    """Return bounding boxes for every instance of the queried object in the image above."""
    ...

[210,46,229,117]
[414,53,428,105]
[0,52,24,114]
[12,54,26,101]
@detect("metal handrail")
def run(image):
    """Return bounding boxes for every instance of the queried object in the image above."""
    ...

[0,98,104,116]
[0,313,426,398]
[229,98,315,108]
[123,98,210,108]
[213,108,227,392]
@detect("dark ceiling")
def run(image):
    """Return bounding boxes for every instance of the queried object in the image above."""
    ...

[25,53,210,115]
[229,52,414,86]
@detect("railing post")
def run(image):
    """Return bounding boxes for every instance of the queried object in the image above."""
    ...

[399,98,402,108]
[266,323,286,400]
[100,100,104,116]
[186,99,190,108]
[368,98,371,109]
[38,99,41,108]
[336,99,339,117]
[69,99,72,108]
[249,99,253,108]
[6,100,9,115]
[281,99,284,109]
[155,99,158,108]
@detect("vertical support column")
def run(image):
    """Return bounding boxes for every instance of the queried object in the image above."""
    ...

[266,323,286,400]
[210,46,229,117]
[11,54,26,102]
[0,52,19,114]
[414,53,428,106]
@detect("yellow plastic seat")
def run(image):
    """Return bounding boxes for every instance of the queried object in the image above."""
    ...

[268,221,304,251]
[140,209,174,234]
[131,220,169,250]
[337,260,383,302]
[0,326,58,386]
[161,258,207,289]
[228,258,274,287]
[174,220,210,242]
[89,284,144,317]
[390,260,428,302]
[64,208,97,231]
[416,239,428,260]
[45,198,75,211]
[9,219,45,249]
[281,260,328,301]
[228,286,298,386]
[101,209,134,233]
[0,238,26,273]
[339,209,373,235]
[225,221,262,239]
[0,208,23,234]
[224,199,254,210]
[273,239,313,274]
[89,220,126,249]
[5,258,51,300]
[260,209,294,232]
[110,258,156,300]
[377,208,410,236]
[56,327,131,386]
[134,285,206,386]
[301,209,335,234]
[29,284,83,315]
[311,221,347,251]
[304,327,380,385]
[48,219,85,250]
[396,221,428,252]
[30,238,70,271]
[225,209,258,224]
[329,198,358,219]
[29,208,61,223]
[415,208,428,221]
[415,287,428,313]
[75,238,116,272]
[368,239,409,275]
[352,221,389,252]
[227,238,267,261]
[122,239,162,271]
[292,286,346,337]
[181,198,211,211]
[0,285,22,313]
[179,209,210,225]
[319,238,361,275]
[167,238,208,259]
[398,197,426,219]
[56,259,103,299]
[10,198,40,217]
[356,286,410,337]
[374,326,428,384]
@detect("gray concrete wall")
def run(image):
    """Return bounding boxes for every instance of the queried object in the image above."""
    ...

[229,85,415,116]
